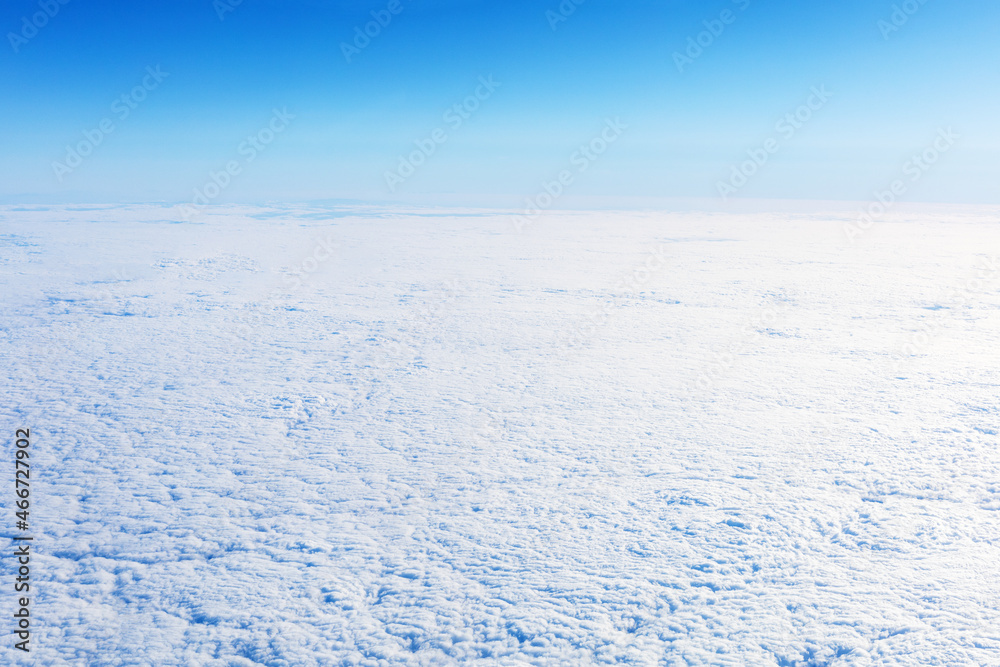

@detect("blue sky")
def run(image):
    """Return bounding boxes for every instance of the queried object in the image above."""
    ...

[1,0,997,206]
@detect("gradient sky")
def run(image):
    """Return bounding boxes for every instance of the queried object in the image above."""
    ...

[1,0,998,206]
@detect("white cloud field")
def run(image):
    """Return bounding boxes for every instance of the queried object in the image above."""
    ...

[1,203,999,665]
